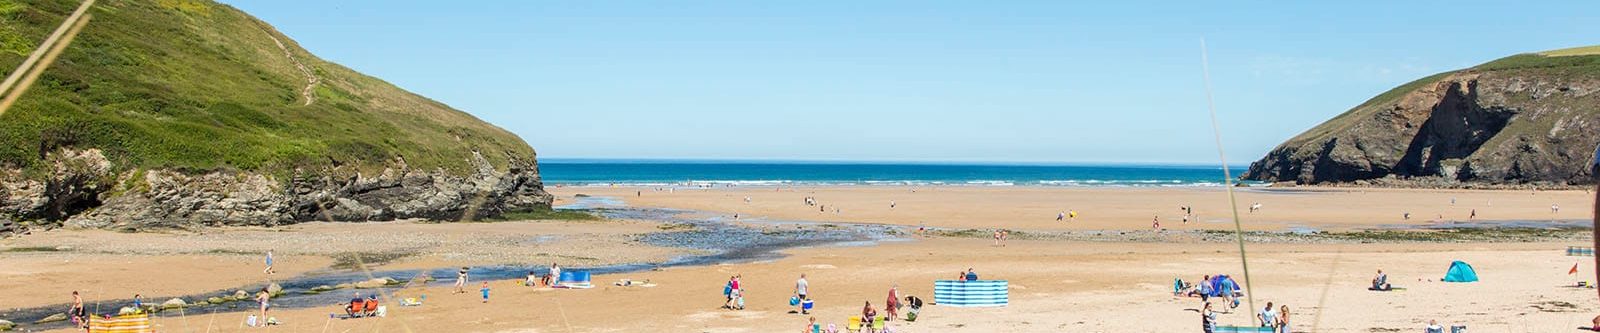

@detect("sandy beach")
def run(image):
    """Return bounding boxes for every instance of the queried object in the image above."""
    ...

[558,185,1592,231]
[3,185,1596,332]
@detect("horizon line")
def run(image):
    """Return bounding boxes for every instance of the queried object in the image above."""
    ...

[539,157,1251,168]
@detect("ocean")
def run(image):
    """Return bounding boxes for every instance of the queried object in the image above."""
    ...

[539,159,1253,187]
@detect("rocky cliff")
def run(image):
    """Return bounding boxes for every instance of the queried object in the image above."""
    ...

[0,0,551,235]
[1243,46,1600,187]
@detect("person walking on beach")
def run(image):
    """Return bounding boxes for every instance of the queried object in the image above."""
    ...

[1069,210,1077,220]
[795,274,810,314]
[992,230,1002,246]
[1470,209,1477,220]
[255,287,271,326]
[69,291,86,329]
[263,249,275,275]
[1152,216,1161,230]
[480,282,491,303]
[1201,302,1217,333]
[724,275,736,309]
[1057,211,1065,221]
[1554,204,1561,214]
[454,267,469,294]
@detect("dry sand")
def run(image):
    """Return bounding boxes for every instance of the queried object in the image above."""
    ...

[7,185,1599,332]
[43,240,1595,333]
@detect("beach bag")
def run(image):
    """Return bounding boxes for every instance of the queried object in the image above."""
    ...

[246,315,258,327]
[723,283,732,296]
[790,296,801,306]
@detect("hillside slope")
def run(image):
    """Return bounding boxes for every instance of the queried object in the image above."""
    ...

[1243,46,1600,187]
[0,0,551,232]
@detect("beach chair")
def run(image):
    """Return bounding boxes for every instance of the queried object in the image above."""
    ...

[345,299,366,317]
[846,316,862,333]
[871,316,885,332]
[1214,326,1273,333]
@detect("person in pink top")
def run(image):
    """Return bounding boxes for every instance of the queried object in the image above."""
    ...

[885,284,901,320]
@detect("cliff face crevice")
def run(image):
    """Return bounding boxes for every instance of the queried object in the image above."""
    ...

[1244,51,1600,187]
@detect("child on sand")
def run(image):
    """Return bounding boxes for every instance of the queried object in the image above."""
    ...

[480,282,490,303]
[256,288,271,326]
[455,267,469,293]
[264,250,275,275]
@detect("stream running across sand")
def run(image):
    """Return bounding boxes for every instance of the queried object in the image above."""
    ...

[0,196,905,329]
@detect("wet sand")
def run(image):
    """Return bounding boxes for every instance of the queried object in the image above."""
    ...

[558,185,1592,231]
[0,220,689,311]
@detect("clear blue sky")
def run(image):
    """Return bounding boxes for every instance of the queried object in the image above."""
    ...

[223,1,1599,164]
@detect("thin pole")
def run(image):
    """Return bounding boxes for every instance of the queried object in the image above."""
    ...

[1199,39,1257,320]
[0,0,94,98]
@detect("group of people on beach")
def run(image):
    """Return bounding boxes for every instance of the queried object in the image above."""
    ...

[786,273,919,333]
[1197,300,1290,333]
[1056,210,1077,222]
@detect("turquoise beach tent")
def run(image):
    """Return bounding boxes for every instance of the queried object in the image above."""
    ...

[1442,261,1478,282]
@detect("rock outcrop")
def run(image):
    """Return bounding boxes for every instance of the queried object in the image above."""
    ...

[1244,49,1600,187]
[46,151,552,230]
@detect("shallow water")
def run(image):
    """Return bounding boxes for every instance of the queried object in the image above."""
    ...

[0,202,900,329]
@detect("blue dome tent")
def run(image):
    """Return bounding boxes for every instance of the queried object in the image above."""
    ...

[1442,261,1478,283]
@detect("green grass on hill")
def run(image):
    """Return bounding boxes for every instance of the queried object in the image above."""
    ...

[1278,45,1600,148]
[0,0,534,180]
[1539,45,1600,57]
